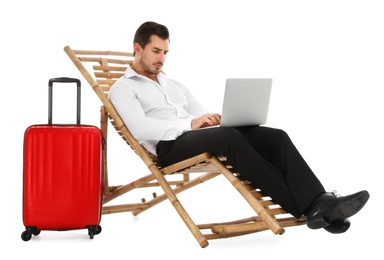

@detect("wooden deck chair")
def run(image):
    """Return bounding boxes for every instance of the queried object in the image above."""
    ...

[64,45,307,248]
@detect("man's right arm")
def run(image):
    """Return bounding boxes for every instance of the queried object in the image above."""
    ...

[109,79,193,142]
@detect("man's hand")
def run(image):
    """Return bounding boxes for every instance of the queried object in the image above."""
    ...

[191,113,221,130]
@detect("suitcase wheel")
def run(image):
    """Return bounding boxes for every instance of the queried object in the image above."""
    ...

[86,225,102,239]
[21,225,101,240]
[21,226,40,241]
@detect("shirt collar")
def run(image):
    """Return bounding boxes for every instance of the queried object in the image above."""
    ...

[124,66,138,78]
[124,66,167,85]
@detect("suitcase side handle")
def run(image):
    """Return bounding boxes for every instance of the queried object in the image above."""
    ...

[48,77,81,125]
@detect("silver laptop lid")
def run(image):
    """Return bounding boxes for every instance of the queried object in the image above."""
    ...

[220,78,272,127]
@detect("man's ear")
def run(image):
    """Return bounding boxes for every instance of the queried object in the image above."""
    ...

[133,42,142,55]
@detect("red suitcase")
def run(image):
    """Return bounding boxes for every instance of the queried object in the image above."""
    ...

[21,77,104,241]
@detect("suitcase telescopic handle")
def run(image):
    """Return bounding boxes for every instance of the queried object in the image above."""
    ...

[48,77,81,125]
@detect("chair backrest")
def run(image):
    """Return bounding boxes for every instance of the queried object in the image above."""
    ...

[64,46,158,164]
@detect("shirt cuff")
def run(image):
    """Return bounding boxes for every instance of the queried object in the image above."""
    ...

[177,118,193,135]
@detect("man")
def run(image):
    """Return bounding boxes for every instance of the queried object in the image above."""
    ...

[109,21,370,234]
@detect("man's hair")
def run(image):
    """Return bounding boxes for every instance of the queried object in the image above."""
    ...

[133,21,170,54]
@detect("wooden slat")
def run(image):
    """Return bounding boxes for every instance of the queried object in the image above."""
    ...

[79,56,132,65]
[73,49,133,57]
[95,72,124,79]
[94,65,128,72]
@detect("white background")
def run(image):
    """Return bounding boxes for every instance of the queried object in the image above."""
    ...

[2,0,382,258]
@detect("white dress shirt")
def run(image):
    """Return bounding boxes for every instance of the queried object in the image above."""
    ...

[109,67,209,155]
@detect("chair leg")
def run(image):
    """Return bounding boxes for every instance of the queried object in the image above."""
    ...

[100,106,109,196]
[148,163,209,248]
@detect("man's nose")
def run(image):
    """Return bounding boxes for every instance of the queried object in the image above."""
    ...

[159,52,167,61]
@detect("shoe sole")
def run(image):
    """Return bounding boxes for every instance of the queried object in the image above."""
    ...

[307,190,370,230]
[323,219,351,234]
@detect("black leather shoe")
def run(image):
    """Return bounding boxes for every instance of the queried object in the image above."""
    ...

[323,219,351,234]
[306,190,369,230]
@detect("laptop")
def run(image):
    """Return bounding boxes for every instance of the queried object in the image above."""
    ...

[219,78,272,127]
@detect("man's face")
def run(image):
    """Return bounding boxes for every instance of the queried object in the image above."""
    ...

[137,35,169,75]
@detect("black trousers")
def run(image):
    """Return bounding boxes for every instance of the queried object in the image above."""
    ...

[156,126,325,218]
